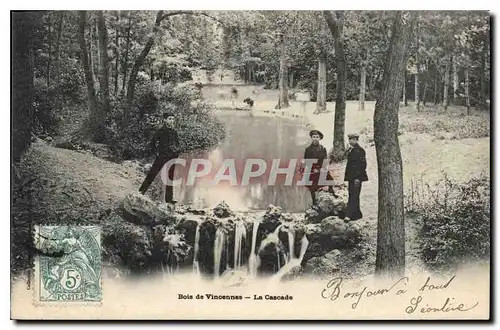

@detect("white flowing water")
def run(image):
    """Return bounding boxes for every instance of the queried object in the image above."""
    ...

[248,220,261,278]
[234,221,246,269]
[213,227,225,278]
[272,235,309,282]
[287,228,295,261]
[192,223,201,276]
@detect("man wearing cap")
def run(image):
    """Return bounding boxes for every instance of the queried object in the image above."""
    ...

[344,133,368,221]
[139,112,181,204]
[302,129,338,206]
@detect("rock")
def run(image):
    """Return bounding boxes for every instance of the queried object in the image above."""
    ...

[257,231,285,274]
[281,266,304,281]
[304,216,362,260]
[102,217,152,273]
[305,223,321,236]
[119,193,179,226]
[261,204,283,232]
[213,201,233,218]
[304,191,348,223]
[316,191,336,215]
[175,216,202,246]
[162,231,192,264]
[303,249,342,278]
[305,207,321,223]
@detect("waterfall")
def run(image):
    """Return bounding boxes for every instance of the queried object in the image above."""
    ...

[248,220,260,278]
[192,223,201,276]
[287,228,295,261]
[272,235,309,282]
[234,221,246,269]
[277,249,281,271]
[213,227,225,278]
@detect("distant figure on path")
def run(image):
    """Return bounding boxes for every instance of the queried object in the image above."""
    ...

[303,129,338,206]
[343,133,368,221]
[139,113,181,204]
[230,87,238,107]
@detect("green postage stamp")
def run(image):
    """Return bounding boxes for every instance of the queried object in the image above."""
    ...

[34,225,102,303]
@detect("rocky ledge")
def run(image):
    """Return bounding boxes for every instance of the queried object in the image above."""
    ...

[101,189,363,279]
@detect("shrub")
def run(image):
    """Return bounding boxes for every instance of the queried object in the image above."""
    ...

[33,78,60,137]
[408,174,490,271]
[105,82,226,160]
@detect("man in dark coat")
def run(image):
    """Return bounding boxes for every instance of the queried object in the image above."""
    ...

[344,133,368,221]
[303,129,338,206]
[139,113,181,203]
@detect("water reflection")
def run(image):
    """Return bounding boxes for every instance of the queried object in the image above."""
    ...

[176,111,313,212]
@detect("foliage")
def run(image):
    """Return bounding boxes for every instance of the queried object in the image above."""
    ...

[407,174,490,271]
[104,82,225,160]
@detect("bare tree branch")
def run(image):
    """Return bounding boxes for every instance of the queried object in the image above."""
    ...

[161,10,228,27]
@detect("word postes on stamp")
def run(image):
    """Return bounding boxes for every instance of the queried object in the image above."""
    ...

[34,225,102,303]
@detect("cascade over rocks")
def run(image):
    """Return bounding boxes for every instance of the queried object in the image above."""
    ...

[104,190,362,278]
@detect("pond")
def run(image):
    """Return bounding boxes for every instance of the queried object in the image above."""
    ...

[174,111,315,213]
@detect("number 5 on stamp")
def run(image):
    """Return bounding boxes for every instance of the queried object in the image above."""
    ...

[34,225,102,303]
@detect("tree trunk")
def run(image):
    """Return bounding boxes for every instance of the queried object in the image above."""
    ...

[316,54,327,113]
[443,55,451,111]
[359,62,367,111]
[479,44,486,109]
[452,58,458,103]
[46,12,52,89]
[114,11,120,97]
[414,69,419,111]
[95,16,101,89]
[126,11,165,118]
[433,68,438,105]
[276,33,290,109]
[97,11,110,113]
[374,11,414,278]
[422,69,428,107]
[402,70,406,106]
[324,11,347,162]
[122,11,131,95]
[414,21,419,111]
[12,11,35,162]
[77,11,100,139]
[123,10,227,118]
[54,12,64,107]
[89,18,96,90]
[465,67,470,115]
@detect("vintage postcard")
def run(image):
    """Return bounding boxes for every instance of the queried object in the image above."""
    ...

[11,10,490,320]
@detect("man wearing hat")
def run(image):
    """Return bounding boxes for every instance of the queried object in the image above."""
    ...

[139,112,181,204]
[302,129,338,206]
[344,133,368,221]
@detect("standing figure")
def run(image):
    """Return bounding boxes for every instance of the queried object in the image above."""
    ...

[303,129,337,206]
[139,113,181,204]
[344,133,368,221]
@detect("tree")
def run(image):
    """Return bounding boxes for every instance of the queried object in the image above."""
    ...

[359,49,367,111]
[443,55,451,111]
[54,11,64,103]
[77,11,101,140]
[124,10,226,119]
[316,52,327,112]
[97,11,111,113]
[323,10,347,162]
[12,11,37,162]
[276,31,290,109]
[374,11,415,278]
